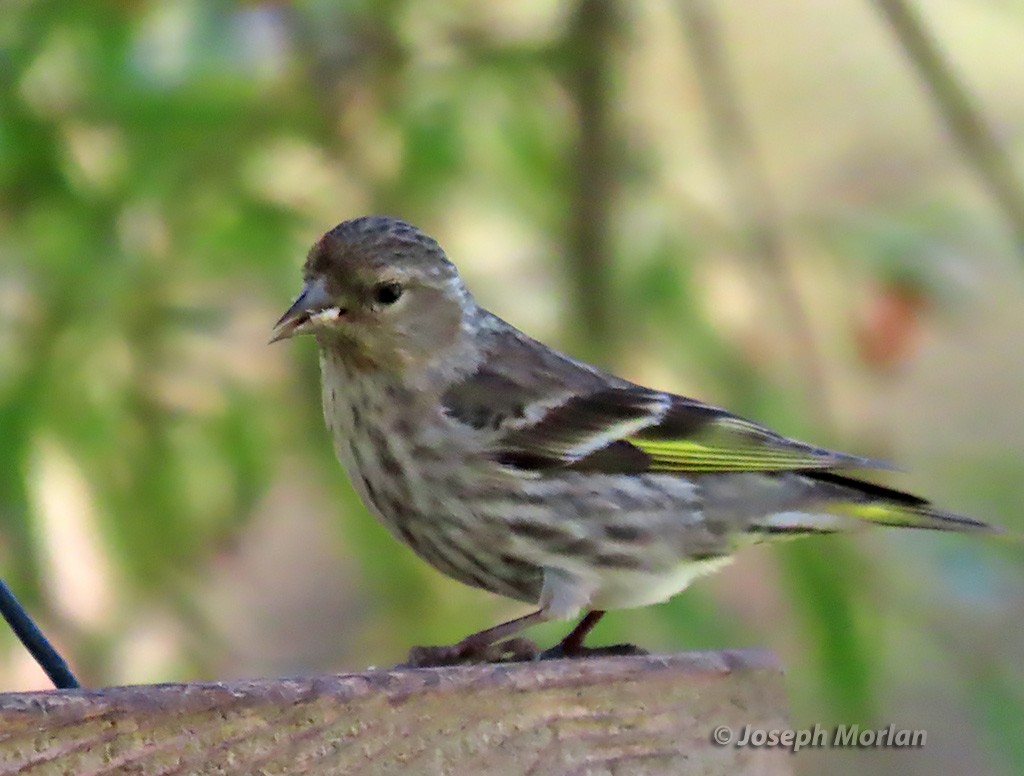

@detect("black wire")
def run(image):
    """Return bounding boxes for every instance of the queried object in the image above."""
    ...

[0,580,80,689]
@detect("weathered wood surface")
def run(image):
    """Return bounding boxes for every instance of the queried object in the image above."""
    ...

[0,650,791,775]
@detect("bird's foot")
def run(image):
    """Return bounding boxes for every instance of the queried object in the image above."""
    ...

[402,636,539,668]
[538,642,648,660]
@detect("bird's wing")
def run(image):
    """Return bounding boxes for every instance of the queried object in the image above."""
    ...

[490,385,889,475]
[442,316,887,475]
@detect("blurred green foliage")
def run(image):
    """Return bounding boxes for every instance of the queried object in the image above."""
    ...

[2,3,1023,775]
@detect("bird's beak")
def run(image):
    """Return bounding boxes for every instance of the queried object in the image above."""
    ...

[270,279,332,343]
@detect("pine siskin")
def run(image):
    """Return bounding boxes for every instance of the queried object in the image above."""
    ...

[272,216,997,666]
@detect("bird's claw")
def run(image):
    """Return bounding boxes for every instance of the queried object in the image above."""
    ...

[401,637,539,668]
[538,642,648,660]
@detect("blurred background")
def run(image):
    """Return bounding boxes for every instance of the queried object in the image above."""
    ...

[2,1,1023,773]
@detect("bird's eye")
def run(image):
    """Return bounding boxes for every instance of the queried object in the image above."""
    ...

[373,281,403,306]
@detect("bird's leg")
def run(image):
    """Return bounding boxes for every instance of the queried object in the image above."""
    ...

[403,609,546,667]
[539,610,648,659]
[546,610,605,655]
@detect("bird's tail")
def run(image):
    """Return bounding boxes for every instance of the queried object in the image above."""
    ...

[809,471,999,533]
[828,499,996,532]
[747,470,1001,537]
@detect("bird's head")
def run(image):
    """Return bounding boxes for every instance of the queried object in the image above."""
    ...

[271,216,476,375]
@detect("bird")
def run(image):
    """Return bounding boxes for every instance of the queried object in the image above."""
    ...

[271,215,997,667]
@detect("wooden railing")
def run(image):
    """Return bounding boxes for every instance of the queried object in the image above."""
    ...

[0,650,791,775]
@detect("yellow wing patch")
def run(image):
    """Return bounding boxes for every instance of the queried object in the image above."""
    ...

[630,438,838,472]
[630,416,845,473]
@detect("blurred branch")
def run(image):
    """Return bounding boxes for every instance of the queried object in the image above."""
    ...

[678,1,832,428]
[873,0,1024,255]
[564,0,618,364]
[0,580,80,689]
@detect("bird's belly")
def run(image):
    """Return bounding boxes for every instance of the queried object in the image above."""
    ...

[325,410,543,602]
[587,556,733,610]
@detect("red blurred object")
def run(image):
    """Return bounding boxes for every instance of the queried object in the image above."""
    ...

[855,280,930,372]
